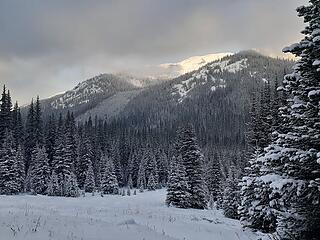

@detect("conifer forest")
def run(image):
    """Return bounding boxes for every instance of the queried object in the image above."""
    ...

[0,1,319,240]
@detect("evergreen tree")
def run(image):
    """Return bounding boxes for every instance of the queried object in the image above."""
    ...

[127,174,133,189]
[29,146,50,194]
[205,152,222,206]
[65,173,80,197]
[100,154,119,194]
[77,137,93,189]
[12,102,24,147]
[240,2,320,239]
[176,125,207,209]
[147,172,156,191]
[137,159,146,190]
[47,171,60,196]
[223,168,240,219]
[0,86,12,143]
[166,156,190,208]
[156,150,169,187]
[25,99,35,171]
[0,130,19,194]
[15,145,25,192]
[45,114,57,167]
[84,162,95,193]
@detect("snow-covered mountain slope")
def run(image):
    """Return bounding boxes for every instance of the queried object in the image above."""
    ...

[171,57,247,103]
[37,51,294,124]
[76,89,142,122]
[0,189,268,240]
[159,52,233,78]
[50,74,139,110]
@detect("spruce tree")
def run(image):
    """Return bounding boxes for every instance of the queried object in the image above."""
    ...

[29,146,50,194]
[47,171,61,196]
[205,152,222,206]
[0,130,19,194]
[147,172,156,191]
[176,125,207,209]
[84,162,95,193]
[0,86,13,143]
[223,168,240,219]
[15,145,25,192]
[65,173,80,197]
[100,154,119,194]
[166,156,190,208]
[76,137,93,189]
[242,2,320,239]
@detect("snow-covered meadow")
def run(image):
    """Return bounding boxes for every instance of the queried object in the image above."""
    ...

[0,189,266,240]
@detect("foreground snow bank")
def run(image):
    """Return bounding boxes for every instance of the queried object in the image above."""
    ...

[0,189,266,240]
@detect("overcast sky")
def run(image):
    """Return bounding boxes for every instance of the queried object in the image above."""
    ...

[0,0,306,104]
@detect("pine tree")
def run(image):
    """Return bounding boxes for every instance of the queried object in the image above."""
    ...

[76,137,93,189]
[223,168,240,219]
[15,145,25,192]
[45,114,57,167]
[147,172,156,191]
[166,155,190,208]
[84,162,95,193]
[0,86,13,144]
[65,173,80,197]
[176,125,207,209]
[157,150,169,187]
[205,152,222,207]
[0,130,19,194]
[127,174,133,189]
[34,96,43,145]
[47,171,61,196]
[100,154,119,194]
[29,146,50,194]
[137,157,146,190]
[277,2,320,238]
[242,2,320,239]
[12,102,24,148]
[25,99,35,171]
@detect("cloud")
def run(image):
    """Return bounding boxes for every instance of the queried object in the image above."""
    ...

[0,0,307,104]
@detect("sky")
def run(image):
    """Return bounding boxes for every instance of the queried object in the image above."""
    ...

[0,0,307,105]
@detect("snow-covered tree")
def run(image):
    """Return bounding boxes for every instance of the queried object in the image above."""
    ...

[223,168,240,219]
[100,154,119,194]
[47,171,61,196]
[127,174,133,189]
[176,125,207,209]
[29,146,51,194]
[65,173,80,197]
[240,2,320,239]
[166,156,190,208]
[15,145,25,192]
[205,152,222,207]
[147,172,156,191]
[0,130,20,194]
[84,162,95,193]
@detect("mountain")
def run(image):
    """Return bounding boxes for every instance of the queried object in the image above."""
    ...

[159,52,233,78]
[35,51,294,151]
[37,73,155,118]
[114,50,294,149]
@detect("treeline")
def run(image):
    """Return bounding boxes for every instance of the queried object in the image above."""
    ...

[0,90,170,196]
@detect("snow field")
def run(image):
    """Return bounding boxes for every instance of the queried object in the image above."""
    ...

[0,189,266,240]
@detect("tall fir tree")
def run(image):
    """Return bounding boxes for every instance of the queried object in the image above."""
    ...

[84,162,95,193]
[176,125,207,209]
[0,130,19,194]
[166,155,190,208]
[29,146,50,194]
[223,168,240,219]
[100,154,119,194]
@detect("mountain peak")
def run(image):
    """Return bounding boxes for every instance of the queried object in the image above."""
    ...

[159,52,233,77]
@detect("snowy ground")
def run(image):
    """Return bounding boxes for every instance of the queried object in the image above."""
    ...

[0,189,267,240]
